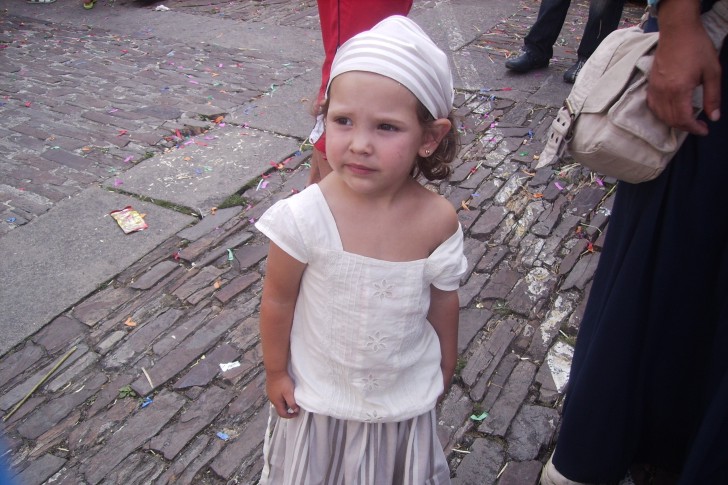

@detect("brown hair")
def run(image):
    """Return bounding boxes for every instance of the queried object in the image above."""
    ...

[413,102,459,181]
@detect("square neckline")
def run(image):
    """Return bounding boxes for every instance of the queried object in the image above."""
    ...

[309,183,459,265]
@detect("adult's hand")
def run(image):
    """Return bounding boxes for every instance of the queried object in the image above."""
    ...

[647,0,722,135]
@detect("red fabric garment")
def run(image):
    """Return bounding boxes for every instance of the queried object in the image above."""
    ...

[316,0,414,101]
[314,0,414,153]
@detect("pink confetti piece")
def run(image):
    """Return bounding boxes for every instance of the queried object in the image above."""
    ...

[189,79,199,84]
[113,178,123,187]
[554,182,564,191]
[595,178,604,187]
[124,156,134,163]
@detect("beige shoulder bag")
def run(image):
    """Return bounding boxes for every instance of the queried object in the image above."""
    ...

[537,1,727,184]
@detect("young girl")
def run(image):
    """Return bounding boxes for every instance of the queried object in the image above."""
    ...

[256,15,466,484]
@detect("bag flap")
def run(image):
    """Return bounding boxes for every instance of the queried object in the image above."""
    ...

[570,28,658,115]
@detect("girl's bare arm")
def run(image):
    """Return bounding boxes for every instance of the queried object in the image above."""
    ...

[259,242,307,418]
[428,285,460,396]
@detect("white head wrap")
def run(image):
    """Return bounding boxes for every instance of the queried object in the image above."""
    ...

[326,15,454,120]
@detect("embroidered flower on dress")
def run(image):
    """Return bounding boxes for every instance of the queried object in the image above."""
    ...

[365,331,387,352]
[357,374,381,392]
[373,279,394,299]
[364,410,383,423]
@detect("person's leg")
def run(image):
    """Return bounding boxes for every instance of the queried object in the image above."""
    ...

[523,0,572,60]
[563,0,626,82]
[576,0,627,58]
[506,0,570,73]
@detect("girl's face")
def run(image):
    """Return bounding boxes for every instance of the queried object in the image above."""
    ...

[325,71,437,195]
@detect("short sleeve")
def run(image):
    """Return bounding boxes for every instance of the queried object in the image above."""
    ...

[255,199,309,263]
[426,225,468,291]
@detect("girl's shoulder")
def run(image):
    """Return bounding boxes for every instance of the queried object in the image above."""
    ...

[410,184,459,246]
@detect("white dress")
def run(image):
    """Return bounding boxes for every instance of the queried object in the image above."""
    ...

[255,184,467,485]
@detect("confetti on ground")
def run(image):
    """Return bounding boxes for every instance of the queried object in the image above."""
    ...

[219,361,240,372]
[470,411,489,421]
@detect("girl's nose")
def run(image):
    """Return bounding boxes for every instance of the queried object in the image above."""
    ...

[349,127,372,154]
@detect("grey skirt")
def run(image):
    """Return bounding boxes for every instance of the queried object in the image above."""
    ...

[260,405,452,485]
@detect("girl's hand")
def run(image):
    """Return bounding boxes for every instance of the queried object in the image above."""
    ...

[266,371,300,419]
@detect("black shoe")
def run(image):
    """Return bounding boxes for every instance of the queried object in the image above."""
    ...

[505,50,549,73]
[564,57,587,84]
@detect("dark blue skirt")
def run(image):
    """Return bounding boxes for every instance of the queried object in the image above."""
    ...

[553,39,728,484]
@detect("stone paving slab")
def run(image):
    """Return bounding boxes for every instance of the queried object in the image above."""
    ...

[103,125,301,211]
[0,186,194,355]
[228,66,321,141]
[6,0,323,59]
[0,7,313,236]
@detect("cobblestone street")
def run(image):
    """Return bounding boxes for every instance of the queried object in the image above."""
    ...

[1,1,646,484]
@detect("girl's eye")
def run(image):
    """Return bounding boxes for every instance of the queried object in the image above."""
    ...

[379,123,398,132]
[333,117,352,126]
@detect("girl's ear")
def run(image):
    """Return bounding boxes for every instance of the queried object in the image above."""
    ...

[419,118,452,157]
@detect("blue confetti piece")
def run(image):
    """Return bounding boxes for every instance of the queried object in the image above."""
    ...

[216,432,229,441]
[227,249,234,261]
[141,397,153,408]
[6,217,17,223]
